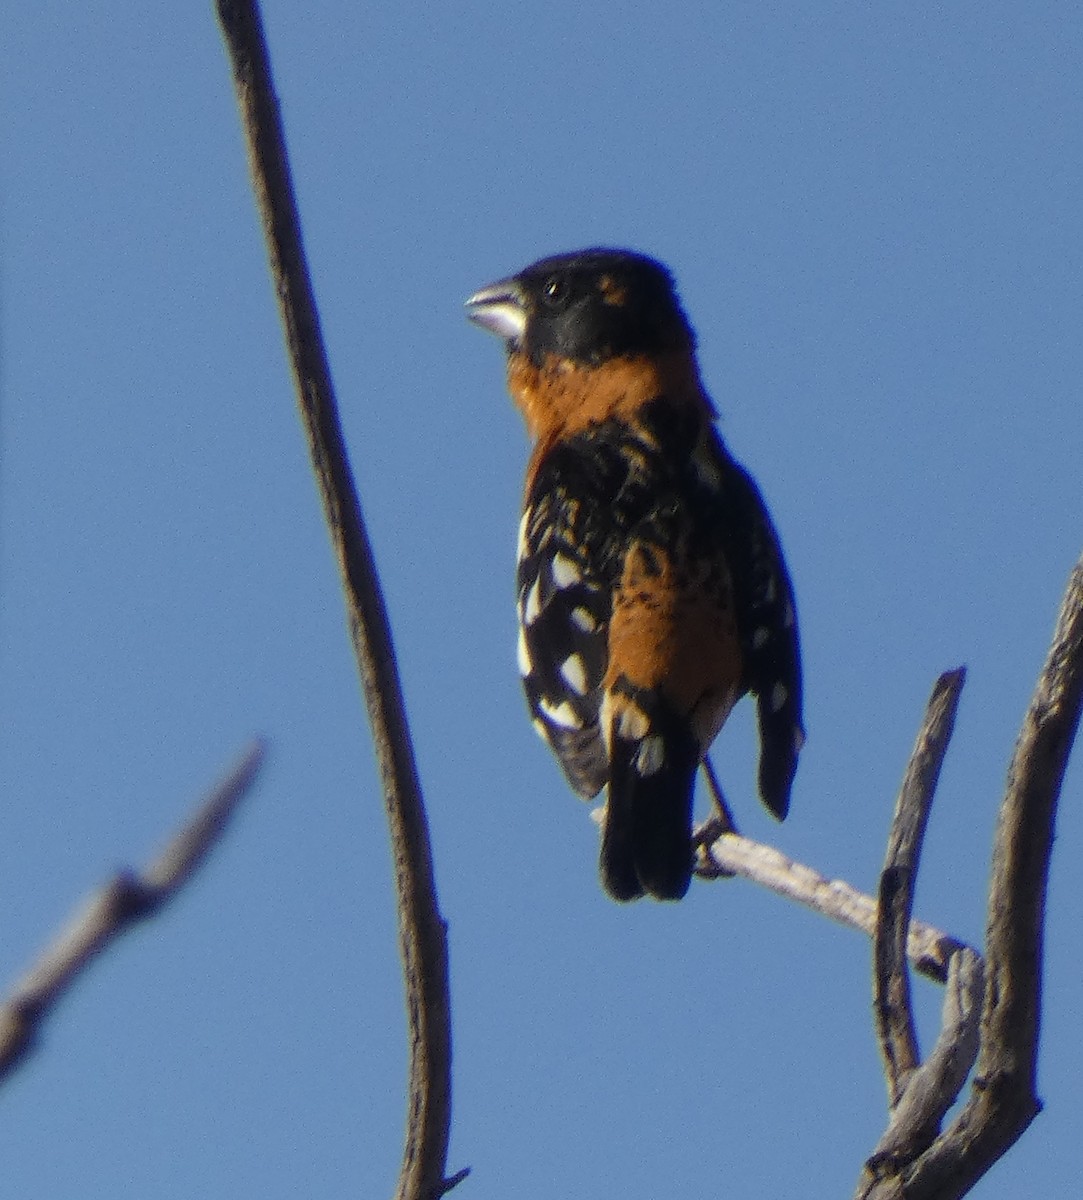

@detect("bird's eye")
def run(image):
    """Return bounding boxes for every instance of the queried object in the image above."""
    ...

[542,275,569,307]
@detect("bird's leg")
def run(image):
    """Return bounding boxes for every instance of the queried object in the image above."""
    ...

[703,756,738,833]
[692,757,738,879]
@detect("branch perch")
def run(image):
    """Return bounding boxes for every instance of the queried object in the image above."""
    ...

[694,677,974,985]
[215,4,462,1197]
[0,740,266,1083]
[697,828,972,983]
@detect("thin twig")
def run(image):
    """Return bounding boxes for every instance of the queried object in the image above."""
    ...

[0,741,266,1083]
[698,829,971,983]
[875,669,966,1105]
[214,5,461,1198]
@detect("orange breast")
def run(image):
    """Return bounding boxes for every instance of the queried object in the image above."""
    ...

[605,541,744,749]
[508,349,712,469]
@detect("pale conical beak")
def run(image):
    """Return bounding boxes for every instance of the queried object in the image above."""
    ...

[465,278,527,345]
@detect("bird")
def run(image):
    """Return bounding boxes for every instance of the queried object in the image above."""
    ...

[466,248,803,901]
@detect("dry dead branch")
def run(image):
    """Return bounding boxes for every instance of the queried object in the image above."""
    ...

[874,669,967,1107]
[0,741,266,1083]
[697,826,972,984]
[854,560,1083,1199]
[215,3,463,1197]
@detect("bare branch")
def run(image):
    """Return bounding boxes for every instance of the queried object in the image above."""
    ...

[698,830,971,983]
[0,740,266,1083]
[875,670,966,1105]
[875,870,921,1103]
[859,947,984,1198]
[214,4,461,1197]
[980,560,1083,1091]
[694,679,971,986]
[436,1168,472,1197]
[859,557,1083,1199]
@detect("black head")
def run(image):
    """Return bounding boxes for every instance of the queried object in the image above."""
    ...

[466,248,695,367]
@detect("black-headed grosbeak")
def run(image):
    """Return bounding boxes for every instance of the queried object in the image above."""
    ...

[467,248,803,902]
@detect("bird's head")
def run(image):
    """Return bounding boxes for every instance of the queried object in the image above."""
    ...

[466,248,695,368]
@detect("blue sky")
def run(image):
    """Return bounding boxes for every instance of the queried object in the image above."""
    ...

[2,3,1081,1196]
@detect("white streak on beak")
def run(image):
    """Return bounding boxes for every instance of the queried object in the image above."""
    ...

[465,279,527,344]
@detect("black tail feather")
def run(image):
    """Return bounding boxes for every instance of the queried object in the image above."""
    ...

[599,779,644,901]
[756,694,804,820]
[601,720,698,902]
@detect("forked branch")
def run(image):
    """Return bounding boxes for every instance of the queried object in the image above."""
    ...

[699,561,1081,1197]
[856,557,1083,1199]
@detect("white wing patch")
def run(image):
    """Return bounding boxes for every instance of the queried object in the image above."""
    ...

[550,552,582,589]
[516,627,532,677]
[516,508,532,563]
[537,696,583,730]
[571,606,597,632]
[559,654,589,696]
[614,700,650,741]
[635,735,665,777]
[522,576,542,625]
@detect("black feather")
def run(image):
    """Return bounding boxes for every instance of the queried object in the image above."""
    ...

[716,453,805,820]
[601,691,698,902]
